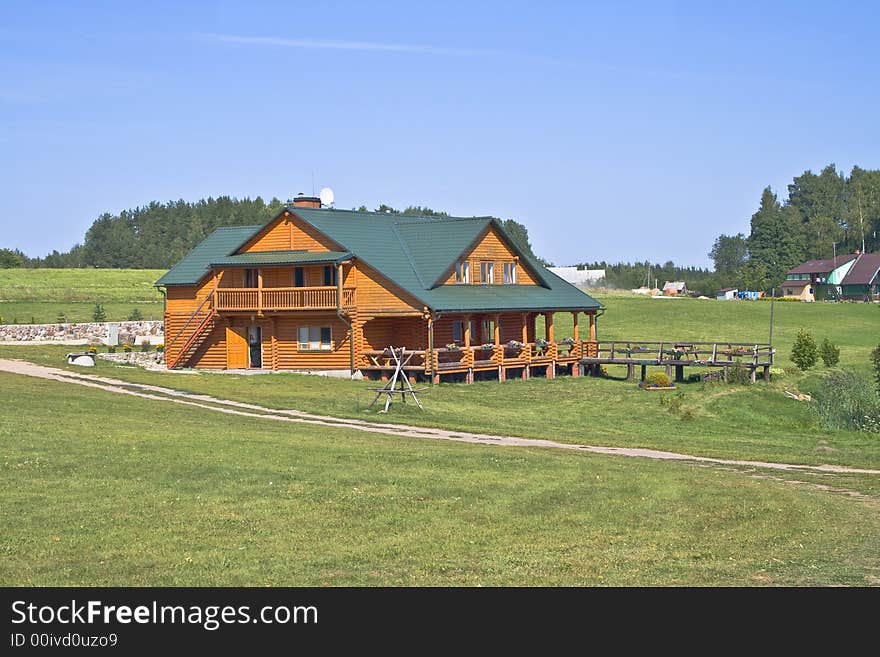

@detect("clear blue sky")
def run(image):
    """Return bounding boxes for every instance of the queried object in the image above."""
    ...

[2,0,878,267]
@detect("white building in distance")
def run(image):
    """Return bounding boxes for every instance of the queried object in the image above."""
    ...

[549,267,606,287]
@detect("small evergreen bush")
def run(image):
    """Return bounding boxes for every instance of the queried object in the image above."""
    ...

[92,303,107,323]
[791,329,818,371]
[127,307,143,322]
[819,338,840,367]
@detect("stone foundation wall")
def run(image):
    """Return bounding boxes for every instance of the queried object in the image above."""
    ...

[0,320,164,345]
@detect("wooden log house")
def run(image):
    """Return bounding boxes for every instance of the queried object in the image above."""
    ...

[156,198,603,382]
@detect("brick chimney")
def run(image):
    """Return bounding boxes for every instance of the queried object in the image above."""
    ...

[291,193,321,209]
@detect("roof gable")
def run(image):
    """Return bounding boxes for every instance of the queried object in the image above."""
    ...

[393,217,492,288]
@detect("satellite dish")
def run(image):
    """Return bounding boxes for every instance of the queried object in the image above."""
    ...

[319,187,335,206]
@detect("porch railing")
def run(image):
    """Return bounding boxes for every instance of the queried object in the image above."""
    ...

[215,286,356,312]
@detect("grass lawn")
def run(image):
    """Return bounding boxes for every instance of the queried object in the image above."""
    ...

[0,268,164,323]
[0,301,165,324]
[1,281,878,471]
[2,372,878,586]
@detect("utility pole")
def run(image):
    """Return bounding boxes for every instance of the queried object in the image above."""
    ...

[769,287,775,349]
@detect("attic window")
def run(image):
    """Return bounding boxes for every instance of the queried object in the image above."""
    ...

[480,262,494,285]
[503,262,517,284]
[455,261,470,284]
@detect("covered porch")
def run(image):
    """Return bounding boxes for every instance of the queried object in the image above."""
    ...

[358,309,600,383]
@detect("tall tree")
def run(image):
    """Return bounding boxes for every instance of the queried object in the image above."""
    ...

[746,187,806,290]
[709,234,747,274]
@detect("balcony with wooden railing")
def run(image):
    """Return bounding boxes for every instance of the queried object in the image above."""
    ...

[215,286,356,312]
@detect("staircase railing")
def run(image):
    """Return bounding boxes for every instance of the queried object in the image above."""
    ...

[165,291,215,369]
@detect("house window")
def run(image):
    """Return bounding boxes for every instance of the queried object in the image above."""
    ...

[323,265,337,286]
[244,268,258,287]
[785,288,793,296]
[455,261,470,284]
[452,321,464,345]
[480,262,494,285]
[503,262,517,284]
[294,267,305,287]
[298,325,332,351]
[482,319,498,342]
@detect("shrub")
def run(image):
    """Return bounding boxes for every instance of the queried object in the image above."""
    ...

[127,307,143,322]
[108,345,117,354]
[140,340,151,352]
[768,367,786,378]
[122,344,132,353]
[819,338,840,367]
[872,344,880,395]
[812,369,880,433]
[645,372,671,387]
[56,312,68,324]
[92,302,107,323]
[726,363,751,385]
[156,344,165,353]
[791,329,818,371]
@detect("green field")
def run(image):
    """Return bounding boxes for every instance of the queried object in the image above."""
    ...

[2,372,878,586]
[0,268,164,323]
[1,271,879,585]
[2,294,878,470]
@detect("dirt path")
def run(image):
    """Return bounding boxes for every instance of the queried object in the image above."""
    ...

[3,357,880,477]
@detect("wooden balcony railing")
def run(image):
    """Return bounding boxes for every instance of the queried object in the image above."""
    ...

[215,286,356,312]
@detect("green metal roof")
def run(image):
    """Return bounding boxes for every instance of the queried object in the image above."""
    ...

[154,225,260,286]
[156,207,602,312]
[293,208,600,312]
[210,250,351,267]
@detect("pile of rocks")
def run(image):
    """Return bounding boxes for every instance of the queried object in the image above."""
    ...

[0,320,164,345]
[98,351,166,370]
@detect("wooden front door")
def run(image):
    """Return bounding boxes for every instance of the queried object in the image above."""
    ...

[226,326,248,369]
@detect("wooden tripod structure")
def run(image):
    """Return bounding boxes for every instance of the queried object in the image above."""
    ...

[367,346,427,413]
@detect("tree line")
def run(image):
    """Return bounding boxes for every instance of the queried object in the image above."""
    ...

[3,163,878,296]
[0,197,543,270]
[709,164,880,292]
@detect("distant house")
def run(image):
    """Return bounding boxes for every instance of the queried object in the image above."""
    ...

[781,254,859,301]
[715,288,737,301]
[662,281,687,296]
[549,266,606,287]
[836,252,880,301]
[631,286,660,296]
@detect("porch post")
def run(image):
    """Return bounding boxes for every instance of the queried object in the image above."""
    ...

[464,314,473,384]
[545,312,554,342]
[521,313,528,344]
[589,312,596,341]
[493,314,501,346]
[572,312,579,342]
[257,268,263,315]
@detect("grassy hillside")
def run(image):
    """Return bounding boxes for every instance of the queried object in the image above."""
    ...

[2,372,878,586]
[0,268,164,323]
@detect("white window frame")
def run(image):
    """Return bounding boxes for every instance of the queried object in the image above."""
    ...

[455,261,470,284]
[298,325,333,351]
[503,262,517,284]
[480,261,495,285]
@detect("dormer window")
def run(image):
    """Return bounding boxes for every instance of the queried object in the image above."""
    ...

[503,262,517,284]
[455,261,470,284]
[480,261,494,285]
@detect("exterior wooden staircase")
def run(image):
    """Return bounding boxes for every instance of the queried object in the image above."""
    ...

[166,292,217,369]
